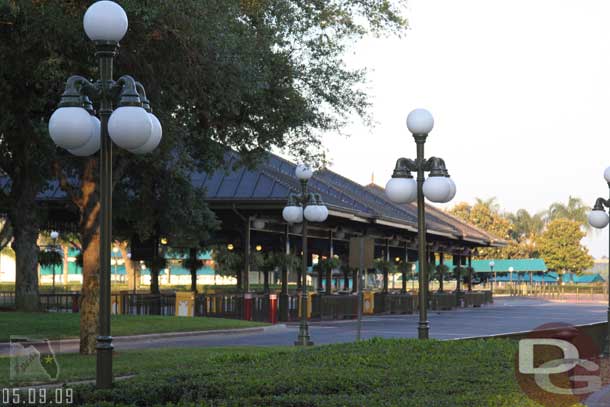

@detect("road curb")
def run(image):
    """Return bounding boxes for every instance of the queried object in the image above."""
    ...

[0,324,285,350]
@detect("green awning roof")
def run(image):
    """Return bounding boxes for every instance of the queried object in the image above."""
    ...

[411,258,547,273]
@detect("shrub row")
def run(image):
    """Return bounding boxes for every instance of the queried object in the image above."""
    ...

[63,338,540,407]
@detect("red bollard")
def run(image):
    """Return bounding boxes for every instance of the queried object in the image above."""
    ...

[243,293,253,321]
[268,294,277,324]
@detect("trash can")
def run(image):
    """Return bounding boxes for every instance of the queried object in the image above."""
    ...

[175,291,196,317]
[268,294,278,324]
[363,291,375,315]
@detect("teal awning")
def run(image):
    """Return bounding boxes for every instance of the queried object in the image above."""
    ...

[411,258,547,273]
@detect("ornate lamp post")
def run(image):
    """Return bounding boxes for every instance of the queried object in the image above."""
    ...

[587,166,610,355]
[282,164,329,346]
[489,260,495,294]
[385,109,456,339]
[47,1,162,389]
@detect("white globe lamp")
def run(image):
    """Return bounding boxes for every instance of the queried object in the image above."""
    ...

[589,210,609,229]
[295,164,313,181]
[68,116,101,156]
[282,206,303,224]
[385,177,417,204]
[406,108,434,134]
[49,107,94,150]
[129,113,162,154]
[422,176,451,203]
[108,106,153,150]
[83,1,129,43]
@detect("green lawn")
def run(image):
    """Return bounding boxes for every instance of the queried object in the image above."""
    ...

[1,339,550,406]
[0,312,267,342]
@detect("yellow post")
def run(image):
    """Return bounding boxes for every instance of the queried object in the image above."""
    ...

[175,291,196,317]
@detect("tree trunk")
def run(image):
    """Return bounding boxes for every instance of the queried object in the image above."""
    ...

[263,271,269,293]
[189,248,198,293]
[382,269,389,293]
[150,264,160,295]
[317,268,323,291]
[62,245,69,286]
[80,227,100,355]
[77,159,101,355]
[236,269,242,290]
[10,181,40,312]
[343,272,349,291]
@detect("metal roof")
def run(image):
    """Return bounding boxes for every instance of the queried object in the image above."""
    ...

[3,150,504,247]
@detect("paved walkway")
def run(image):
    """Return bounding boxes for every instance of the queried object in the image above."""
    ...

[10,296,603,354]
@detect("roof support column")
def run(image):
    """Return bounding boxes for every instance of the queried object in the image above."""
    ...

[439,253,444,293]
[326,231,333,295]
[243,216,251,294]
[383,239,390,293]
[455,254,462,293]
[467,254,473,292]
[402,242,408,293]
[279,225,290,322]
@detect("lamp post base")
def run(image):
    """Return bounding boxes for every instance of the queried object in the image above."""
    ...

[418,322,429,340]
[294,324,314,346]
[95,335,113,389]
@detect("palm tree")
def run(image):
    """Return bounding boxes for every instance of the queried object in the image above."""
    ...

[507,209,546,241]
[547,196,591,230]
[474,197,500,213]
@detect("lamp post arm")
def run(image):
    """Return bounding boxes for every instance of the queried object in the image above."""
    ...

[135,81,151,112]
[58,76,98,107]
[114,75,142,107]
[391,157,417,177]
[593,197,610,211]
[424,156,448,176]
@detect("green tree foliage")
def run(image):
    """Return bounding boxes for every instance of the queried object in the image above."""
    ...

[0,1,407,315]
[537,219,593,274]
[546,196,590,230]
[37,250,62,267]
[448,200,513,259]
[213,246,244,279]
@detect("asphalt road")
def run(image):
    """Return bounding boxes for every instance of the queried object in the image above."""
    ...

[26,296,606,354]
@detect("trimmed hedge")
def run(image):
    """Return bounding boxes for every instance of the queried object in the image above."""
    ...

[69,338,541,407]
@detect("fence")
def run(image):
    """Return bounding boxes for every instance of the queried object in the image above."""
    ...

[1,289,497,321]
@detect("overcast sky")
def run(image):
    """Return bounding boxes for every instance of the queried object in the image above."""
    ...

[321,0,610,258]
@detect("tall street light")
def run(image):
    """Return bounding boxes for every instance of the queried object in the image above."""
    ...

[385,109,456,339]
[282,164,329,346]
[587,166,610,356]
[50,231,59,294]
[48,1,162,389]
[489,260,495,294]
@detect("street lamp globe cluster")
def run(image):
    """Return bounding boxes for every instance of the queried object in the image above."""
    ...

[385,109,456,204]
[49,1,162,157]
[47,0,162,389]
[588,166,610,356]
[282,164,328,346]
[385,108,456,340]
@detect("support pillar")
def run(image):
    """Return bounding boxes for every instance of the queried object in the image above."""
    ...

[326,231,333,295]
[468,254,473,292]
[243,216,251,294]
[383,239,389,293]
[279,225,290,321]
[439,253,444,292]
